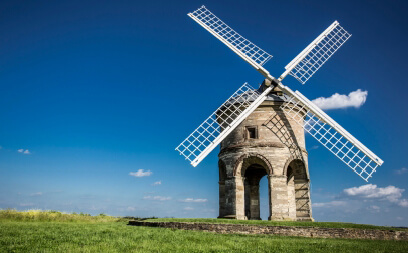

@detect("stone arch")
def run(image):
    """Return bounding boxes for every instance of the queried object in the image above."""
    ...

[233,154,273,177]
[232,154,273,220]
[283,157,309,179]
[284,158,312,221]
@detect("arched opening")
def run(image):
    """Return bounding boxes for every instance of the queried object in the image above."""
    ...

[233,154,273,220]
[286,159,312,220]
[243,163,268,220]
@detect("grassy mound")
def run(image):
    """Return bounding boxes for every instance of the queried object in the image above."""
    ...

[0,209,125,223]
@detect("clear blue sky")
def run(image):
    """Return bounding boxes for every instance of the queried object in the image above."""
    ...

[1,0,407,226]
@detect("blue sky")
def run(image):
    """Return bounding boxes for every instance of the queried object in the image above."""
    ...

[1,0,408,226]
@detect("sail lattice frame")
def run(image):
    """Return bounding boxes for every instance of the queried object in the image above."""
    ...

[176,83,265,167]
[285,22,352,84]
[188,6,272,67]
[280,93,381,181]
[182,5,383,181]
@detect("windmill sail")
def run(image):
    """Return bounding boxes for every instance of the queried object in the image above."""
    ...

[184,5,383,180]
[279,21,352,84]
[176,83,272,167]
[279,86,383,181]
[188,6,273,78]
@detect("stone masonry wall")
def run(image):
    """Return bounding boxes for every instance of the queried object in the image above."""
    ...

[128,221,408,241]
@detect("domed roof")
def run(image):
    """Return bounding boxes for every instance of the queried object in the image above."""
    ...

[223,82,289,108]
[262,90,289,102]
[255,84,290,102]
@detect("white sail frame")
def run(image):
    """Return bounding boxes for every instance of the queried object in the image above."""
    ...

[176,83,272,167]
[188,6,273,78]
[279,21,352,84]
[279,85,383,181]
[181,5,383,180]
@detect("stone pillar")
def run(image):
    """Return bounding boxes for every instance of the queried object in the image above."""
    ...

[295,179,313,221]
[234,176,246,220]
[268,175,289,220]
[223,178,236,218]
[287,176,296,220]
[218,181,226,218]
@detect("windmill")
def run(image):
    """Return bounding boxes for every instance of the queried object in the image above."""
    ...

[176,6,384,220]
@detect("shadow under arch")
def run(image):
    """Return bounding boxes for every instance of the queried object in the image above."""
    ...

[233,154,273,177]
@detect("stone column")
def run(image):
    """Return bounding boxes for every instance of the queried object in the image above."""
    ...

[218,181,226,218]
[287,176,296,220]
[234,176,246,220]
[223,178,236,218]
[268,175,289,220]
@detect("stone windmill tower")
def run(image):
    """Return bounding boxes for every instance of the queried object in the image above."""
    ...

[218,84,312,220]
[176,6,383,221]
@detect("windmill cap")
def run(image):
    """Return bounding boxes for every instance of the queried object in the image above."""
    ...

[257,83,289,102]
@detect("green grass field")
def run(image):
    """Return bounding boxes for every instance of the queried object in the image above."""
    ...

[1,210,408,252]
